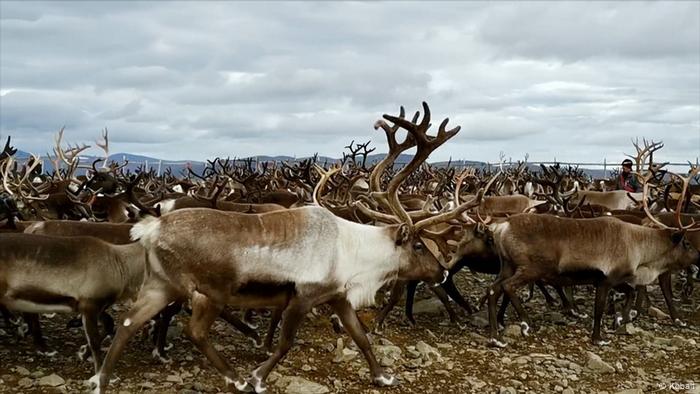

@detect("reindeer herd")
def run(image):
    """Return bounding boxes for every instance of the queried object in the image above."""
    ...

[0,102,698,393]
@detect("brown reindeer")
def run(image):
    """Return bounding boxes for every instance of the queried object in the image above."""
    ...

[482,162,699,346]
[89,102,491,393]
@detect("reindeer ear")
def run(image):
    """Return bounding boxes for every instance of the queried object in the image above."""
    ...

[395,224,411,245]
[671,231,685,245]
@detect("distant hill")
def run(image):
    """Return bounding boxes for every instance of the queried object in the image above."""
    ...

[11,150,614,179]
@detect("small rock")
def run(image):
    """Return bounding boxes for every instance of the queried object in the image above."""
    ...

[544,311,567,325]
[166,374,183,384]
[616,323,640,335]
[585,351,615,374]
[615,361,624,373]
[416,341,443,362]
[14,367,31,376]
[276,376,330,394]
[469,310,489,328]
[301,364,312,372]
[648,306,669,320]
[30,371,44,379]
[412,298,444,315]
[503,324,522,338]
[333,345,358,363]
[17,377,33,388]
[38,374,65,387]
[499,386,517,394]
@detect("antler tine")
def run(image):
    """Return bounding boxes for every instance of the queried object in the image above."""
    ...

[452,167,477,223]
[0,136,17,161]
[312,164,341,207]
[96,128,109,169]
[627,138,664,171]
[370,105,414,194]
[670,163,700,231]
[414,170,501,232]
[2,157,15,195]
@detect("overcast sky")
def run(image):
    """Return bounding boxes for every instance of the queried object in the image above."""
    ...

[1,1,698,165]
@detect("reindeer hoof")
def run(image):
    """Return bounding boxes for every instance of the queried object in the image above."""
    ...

[17,324,28,338]
[613,314,623,329]
[37,349,58,357]
[373,325,385,335]
[488,338,507,348]
[330,314,344,333]
[151,348,172,364]
[163,342,174,351]
[87,374,101,393]
[520,322,530,337]
[232,376,266,393]
[373,374,399,387]
[78,345,90,361]
[629,309,638,320]
[249,336,264,348]
[457,322,467,330]
[569,309,588,319]
[593,339,610,346]
[674,318,688,327]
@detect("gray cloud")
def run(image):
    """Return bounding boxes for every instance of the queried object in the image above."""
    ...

[1,1,698,165]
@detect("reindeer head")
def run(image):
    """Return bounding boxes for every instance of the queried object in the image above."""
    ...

[350,102,496,285]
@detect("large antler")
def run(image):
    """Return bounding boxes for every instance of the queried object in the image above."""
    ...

[96,128,110,169]
[639,160,700,232]
[0,136,17,161]
[627,138,665,172]
[371,102,460,228]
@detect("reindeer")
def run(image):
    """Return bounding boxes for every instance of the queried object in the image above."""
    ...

[480,158,699,346]
[89,102,492,393]
[0,233,145,372]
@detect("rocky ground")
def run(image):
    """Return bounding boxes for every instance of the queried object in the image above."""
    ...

[1,272,699,394]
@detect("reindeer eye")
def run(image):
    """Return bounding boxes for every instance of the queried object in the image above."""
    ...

[413,242,424,252]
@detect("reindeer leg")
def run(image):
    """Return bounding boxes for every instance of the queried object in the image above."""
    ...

[90,282,176,394]
[634,285,650,314]
[0,305,14,328]
[330,297,398,387]
[536,281,557,308]
[404,280,419,326]
[497,293,509,328]
[658,272,685,326]
[501,274,531,337]
[429,285,459,324]
[374,281,404,332]
[100,311,115,339]
[219,307,262,348]
[238,297,311,393]
[592,283,611,346]
[263,308,283,353]
[614,284,636,327]
[153,302,182,362]
[487,276,507,347]
[184,291,249,391]
[24,313,53,356]
[523,283,535,303]
[440,275,474,315]
[80,303,105,373]
[242,309,258,330]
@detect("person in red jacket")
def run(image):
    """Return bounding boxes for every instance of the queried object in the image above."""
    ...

[617,159,640,192]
